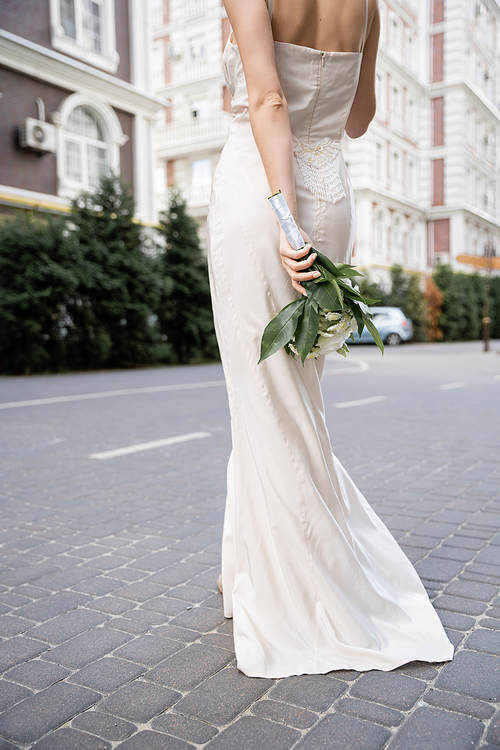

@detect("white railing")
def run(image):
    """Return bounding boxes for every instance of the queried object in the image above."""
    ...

[170,59,221,85]
[184,0,207,19]
[157,184,212,212]
[155,113,231,155]
[186,184,212,208]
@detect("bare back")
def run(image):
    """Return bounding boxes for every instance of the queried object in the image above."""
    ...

[270,0,373,53]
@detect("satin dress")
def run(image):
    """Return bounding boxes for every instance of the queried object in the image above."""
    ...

[206,19,454,679]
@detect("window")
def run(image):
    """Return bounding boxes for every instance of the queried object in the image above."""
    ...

[390,85,402,132]
[374,209,386,259]
[152,42,165,89]
[376,72,386,115]
[374,141,385,183]
[389,16,401,59]
[407,159,417,199]
[56,93,127,199]
[191,99,210,120]
[390,148,403,192]
[189,34,206,59]
[63,106,108,188]
[390,217,405,263]
[407,98,416,136]
[50,0,119,72]
[191,158,212,187]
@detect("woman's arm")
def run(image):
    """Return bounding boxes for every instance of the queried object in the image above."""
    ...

[223,0,319,295]
[345,2,380,139]
[224,0,297,217]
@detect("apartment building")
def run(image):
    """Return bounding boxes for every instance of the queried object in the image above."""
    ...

[152,0,500,271]
[152,0,231,242]
[0,0,160,223]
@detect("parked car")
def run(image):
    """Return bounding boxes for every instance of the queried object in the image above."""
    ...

[351,307,413,346]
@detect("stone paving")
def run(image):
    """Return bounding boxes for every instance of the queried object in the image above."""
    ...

[0,341,499,749]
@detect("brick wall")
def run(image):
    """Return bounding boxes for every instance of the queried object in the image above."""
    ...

[115,0,131,82]
[433,158,445,205]
[433,97,444,147]
[433,0,444,24]
[113,107,134,190]
[1,0,131,83]
[432,33,444,83]
[433,218,450,255]
[166,160,174,188]
[0,67,69,196]
[0,0,52,48]
[0,67,135,197]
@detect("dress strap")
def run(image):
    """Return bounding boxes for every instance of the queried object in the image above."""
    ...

[361,0,369,51]
[268,0,273,21]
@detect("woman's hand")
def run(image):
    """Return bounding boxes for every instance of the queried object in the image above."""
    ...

[279,225,320,296]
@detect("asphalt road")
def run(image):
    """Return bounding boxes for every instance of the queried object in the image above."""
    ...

[0,340,499,750]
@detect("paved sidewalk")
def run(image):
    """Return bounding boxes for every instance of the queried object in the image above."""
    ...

[0,341,499,749]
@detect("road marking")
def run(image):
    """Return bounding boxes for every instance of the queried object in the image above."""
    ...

[89,432,211,460]
[324,358,370,376]
[334,395,387,409]
[0,380,226,410]
[440,382,466,390]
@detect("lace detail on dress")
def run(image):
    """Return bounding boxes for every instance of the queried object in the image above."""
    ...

[292,137,346,204]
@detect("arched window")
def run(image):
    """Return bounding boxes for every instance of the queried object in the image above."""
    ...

[56,93,128,199]
[63,106,108,188]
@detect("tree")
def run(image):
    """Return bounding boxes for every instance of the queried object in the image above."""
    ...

[67,174,160,369]
[423,276,444,341]
[156,189,218,363]
[433,265,483,341]
[0,213,78,374]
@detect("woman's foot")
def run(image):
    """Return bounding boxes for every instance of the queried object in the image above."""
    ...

[217,574,223,594]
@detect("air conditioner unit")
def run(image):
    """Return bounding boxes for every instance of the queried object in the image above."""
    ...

[19,118,56,153]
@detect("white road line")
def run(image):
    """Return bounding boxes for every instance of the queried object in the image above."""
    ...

[440,382,466,390]
[334,395,387,409]
[0,380,226,410]
[89,431,211,460]
[324,359,370,376]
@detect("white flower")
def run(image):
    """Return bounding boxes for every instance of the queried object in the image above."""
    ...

[290,309,357,359]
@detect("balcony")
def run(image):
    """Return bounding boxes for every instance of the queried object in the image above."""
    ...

[155,113,231,158]
[184,0,207,19]
[167,59,222,87]
[157,184,212,214]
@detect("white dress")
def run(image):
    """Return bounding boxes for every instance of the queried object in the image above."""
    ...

[206,1,454,679]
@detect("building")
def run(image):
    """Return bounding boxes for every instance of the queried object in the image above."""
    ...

[151,0,231,242]
[151,0,500,270]
[0,0,161,223]
[347,0,500,281]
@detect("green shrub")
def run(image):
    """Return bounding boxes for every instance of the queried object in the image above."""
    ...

[0,214,78,374]
[433,265,483,341]
[66,174,160,369]
[156,189,218,364]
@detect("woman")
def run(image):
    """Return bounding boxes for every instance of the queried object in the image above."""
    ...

[207,0,453,679]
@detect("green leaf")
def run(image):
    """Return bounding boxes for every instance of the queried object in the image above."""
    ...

[335,264,363,278]
[313,250,342,277]
[363,315,385,355]
[259,298,306,363]
[336,279,366,301]
[294,301,320,365]
[306,278,343,311]
[347,299,365,336]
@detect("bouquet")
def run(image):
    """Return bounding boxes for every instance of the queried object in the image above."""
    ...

[259,192,384,364]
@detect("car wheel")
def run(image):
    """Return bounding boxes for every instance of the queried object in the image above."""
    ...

[385,332,402,346]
